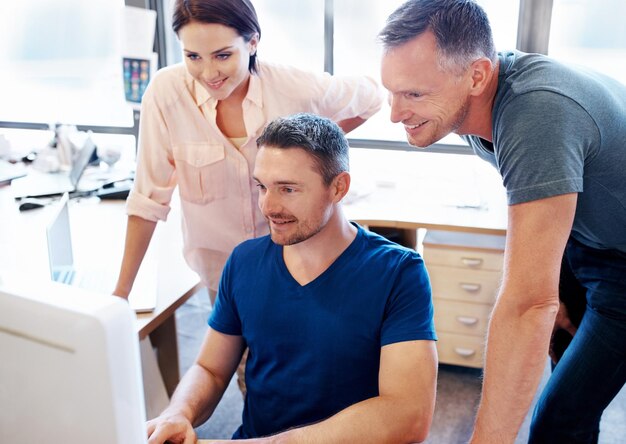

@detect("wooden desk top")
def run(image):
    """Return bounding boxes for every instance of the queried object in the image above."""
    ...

[340,149,508,236]
[0,187,202,339]
[344,194,507,236]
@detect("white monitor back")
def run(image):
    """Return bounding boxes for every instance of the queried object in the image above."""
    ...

[0,274,147,444]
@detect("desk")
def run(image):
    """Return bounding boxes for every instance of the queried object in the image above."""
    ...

[0,187,202,396]
[344,150,508,236]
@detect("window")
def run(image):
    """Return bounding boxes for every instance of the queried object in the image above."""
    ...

[162,0,182,65]
[254,0,325,72]
[160,0,325,71]
[0,0,133,128]
[548,0,626,84]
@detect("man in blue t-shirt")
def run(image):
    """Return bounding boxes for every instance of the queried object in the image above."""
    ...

[146,113,438,443]
[379,1,626,443]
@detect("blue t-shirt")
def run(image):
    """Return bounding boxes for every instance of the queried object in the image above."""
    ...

[465,50,626,252]
[209,223,435,438]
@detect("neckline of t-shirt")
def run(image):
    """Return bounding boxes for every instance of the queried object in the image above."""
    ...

[274,222,363,291]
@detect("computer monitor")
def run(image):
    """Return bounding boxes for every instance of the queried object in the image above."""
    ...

[0,273,148,444]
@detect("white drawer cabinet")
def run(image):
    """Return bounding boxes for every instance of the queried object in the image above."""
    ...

[433,299,492,335]
[435,332,486,368]
[423,230,506,368]
[427,265,501,304]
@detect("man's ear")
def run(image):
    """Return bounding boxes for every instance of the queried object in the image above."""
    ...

[468,57,494,97]
[332,172,351,203]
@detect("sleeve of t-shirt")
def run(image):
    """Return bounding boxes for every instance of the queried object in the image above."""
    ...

[208,252,243,336]
[494,90,597,205]
[380,251,437,346]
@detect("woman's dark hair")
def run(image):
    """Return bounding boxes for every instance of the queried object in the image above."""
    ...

[172,0,261,73]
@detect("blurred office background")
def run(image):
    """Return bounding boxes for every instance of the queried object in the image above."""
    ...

[2,0,625,157]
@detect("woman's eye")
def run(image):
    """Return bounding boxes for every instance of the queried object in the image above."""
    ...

[216,53,231,61]
[186,54,200,61]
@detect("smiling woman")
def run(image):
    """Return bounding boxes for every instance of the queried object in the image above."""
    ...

[113,0,384,307]
[178,22,259,137]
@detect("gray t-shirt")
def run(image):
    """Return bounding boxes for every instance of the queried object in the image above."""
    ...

[465,50,626,252]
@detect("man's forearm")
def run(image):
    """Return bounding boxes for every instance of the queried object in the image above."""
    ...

[269,394,431,444]
[163,363,230,427]
[471,296,558,443]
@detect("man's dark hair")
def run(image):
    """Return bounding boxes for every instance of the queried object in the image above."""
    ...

[256,113,349,185]
[172,0,261,73]
[378,0,496,74]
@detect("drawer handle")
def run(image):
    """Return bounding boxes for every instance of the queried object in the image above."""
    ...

[461,257,483,268]
[454,347,477,357]
[460,283,482,292]
[456,316,479,326]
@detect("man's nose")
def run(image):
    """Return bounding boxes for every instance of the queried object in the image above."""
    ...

[389,95,409,124]
[260,190,280,214]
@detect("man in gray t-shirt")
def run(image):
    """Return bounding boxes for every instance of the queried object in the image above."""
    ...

[379,1,626,443]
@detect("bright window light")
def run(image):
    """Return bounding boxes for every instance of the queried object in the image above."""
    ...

[549,0,626,85]
[253,0,325,72]
[0,0,133,127]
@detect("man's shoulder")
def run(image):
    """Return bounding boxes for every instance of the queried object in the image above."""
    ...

[356,225,422,264]
[499,50,624,100]
[232,234,274,258]
[498,51,568,95]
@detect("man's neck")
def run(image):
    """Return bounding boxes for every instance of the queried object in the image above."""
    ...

[460,60,500,142]
[282,208,357,286]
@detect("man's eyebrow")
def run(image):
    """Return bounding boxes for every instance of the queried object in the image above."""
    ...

[252,177,300,186]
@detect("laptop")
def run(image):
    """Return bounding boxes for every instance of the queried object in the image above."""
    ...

[46,193,157,313]
[11,137,99,199]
